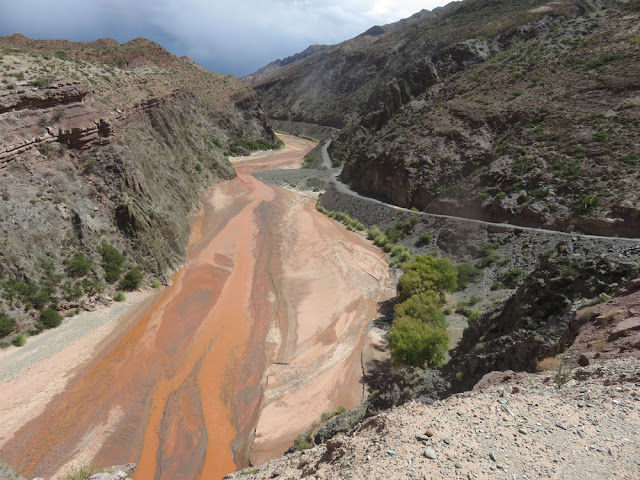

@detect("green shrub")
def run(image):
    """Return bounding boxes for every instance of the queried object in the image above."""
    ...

[539,248,555,260]
[79,278,102,296]
[491,280,502,291]
[0,314,16,337]
[469,296,481,305]
[40,308,62,329]
[373,233,389,247]
[118,267,143,291]
[391,245,410,259]
[114,291,126,302]
[456,263,482,289]
[394,291,445,327]
[416,232,432,246]
[385,227,404,244]
[467,309,483,323]
[63,281,84,301]
[477,243,501,268]
[576,195,600,214]
[320,406,346,422]
[12,333,26,347]
[397,255,457,302]
[31,289,52,310]
[292,433,313,451]
[27,77,52,88]
[388,316,449,367]
[97,243,125,283]
[151,280,161,288]
[501,268,525,287]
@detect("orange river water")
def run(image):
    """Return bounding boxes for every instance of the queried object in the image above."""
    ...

[0,134,390,479]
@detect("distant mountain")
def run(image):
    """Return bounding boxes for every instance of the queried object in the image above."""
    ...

[246,3,458,81]
[247,44,330,79]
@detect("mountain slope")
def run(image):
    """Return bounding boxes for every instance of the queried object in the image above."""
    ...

[0,34,277,340]
[250,0,640,236]
[339,3,640,236]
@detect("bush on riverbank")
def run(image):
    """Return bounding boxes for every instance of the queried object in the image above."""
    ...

[0,314,16,337]
[316,204,365,232]
[389,255,457,368]
[388,316,449,367]
[40,308,62,329]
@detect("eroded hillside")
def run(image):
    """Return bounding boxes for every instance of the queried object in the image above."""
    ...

[0,34,278,340]
[251,0,640,236]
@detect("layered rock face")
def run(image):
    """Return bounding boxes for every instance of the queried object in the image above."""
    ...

[0,35,277,320]
[251,0,640,237]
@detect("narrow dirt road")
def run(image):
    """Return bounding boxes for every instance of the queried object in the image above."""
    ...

[0,135,390,480]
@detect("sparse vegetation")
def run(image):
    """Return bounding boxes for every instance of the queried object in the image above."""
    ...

[456,263,482,289]
[59,463,98,480]
[114,291,126,302]
[536,356,562,372]
[477,243,501,268]
[97,243,125,284]
[320,406,346,422]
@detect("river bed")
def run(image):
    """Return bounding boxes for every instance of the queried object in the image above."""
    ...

[0,134,390,479]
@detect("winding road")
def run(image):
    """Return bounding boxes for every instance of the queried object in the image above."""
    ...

[315,137,640,247]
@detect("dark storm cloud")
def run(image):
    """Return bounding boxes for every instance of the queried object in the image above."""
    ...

[0,0,450,77]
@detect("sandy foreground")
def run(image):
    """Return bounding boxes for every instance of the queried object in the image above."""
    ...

[0,134,391,480]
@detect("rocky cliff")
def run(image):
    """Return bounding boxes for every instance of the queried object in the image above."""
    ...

[0,34,277,338]
[250,0,640,237]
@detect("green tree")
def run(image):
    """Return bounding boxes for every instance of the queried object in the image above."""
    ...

[394,291,446,328]
[388,316,449,367]
[397,255,458,302]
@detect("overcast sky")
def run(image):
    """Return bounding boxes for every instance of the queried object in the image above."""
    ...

[0,0,452,77]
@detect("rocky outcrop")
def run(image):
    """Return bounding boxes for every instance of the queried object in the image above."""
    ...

[447,256,639,390]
